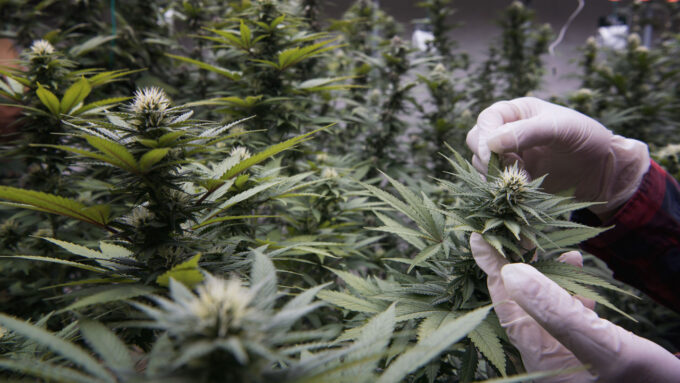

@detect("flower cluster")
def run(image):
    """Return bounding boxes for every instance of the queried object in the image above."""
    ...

[139,274,255,339]
[29,40,55,56]
[130,87,173,129]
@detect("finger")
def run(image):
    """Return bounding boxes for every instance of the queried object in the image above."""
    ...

[470,238,587,380]
[557,251,595,310]
[476,100,524,130]
[469,234,526,324]
[501,264,680,381]
[467,126,491,170]
[472,154,487,175]
[486,114,558,154]
[465,125,481,155]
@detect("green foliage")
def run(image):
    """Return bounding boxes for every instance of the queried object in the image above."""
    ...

[468,1,552,113]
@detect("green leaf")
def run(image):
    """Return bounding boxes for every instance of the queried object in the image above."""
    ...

[0,186,110,226]
[36,83,60,115]
[60,285,154,312]
[79,319,134,373]
[240,20,252,47]
[326,268,379,296]
[146,334,174,377]
[534,260,637,297]
[41,237,102,259]
[468,316,506,376]
[156,254,203,288]
[377,305,492,383]
[139,148,170,172]
[408,244,442,273]
[69,35,117,57]
[417,311,456,341]
[192,215,278,230]
[202,180,282,222]
[7,255,108,273]
[343,304,395,378]
[0,358,104,383]
[221,125,330,180]
[73,96,131,115]
[166,53,242,81]
[538,227,608,249]
[459,343,478,383]
[85,136,138,173]
[0,313,115,382]
[317,291,384,313]
[60,77,91,114]
[251,249,277,309]
[546,275,636,321]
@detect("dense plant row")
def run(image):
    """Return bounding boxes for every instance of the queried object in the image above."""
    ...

[0,0,679,381]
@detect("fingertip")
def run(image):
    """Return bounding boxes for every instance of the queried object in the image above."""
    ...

[557,251,583,268]
[487,130,517,153]
[472,155,488,175]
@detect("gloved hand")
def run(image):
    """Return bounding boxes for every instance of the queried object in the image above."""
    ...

[466,97,650,218]
[470,233,680,382]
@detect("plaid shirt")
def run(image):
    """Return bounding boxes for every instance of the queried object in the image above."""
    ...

[573,160,680,313]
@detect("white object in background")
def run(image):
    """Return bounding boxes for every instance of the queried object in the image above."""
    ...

[411,29,434,52]
[597,25,628,50]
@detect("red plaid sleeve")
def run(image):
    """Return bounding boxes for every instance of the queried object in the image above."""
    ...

[573,160,680,313]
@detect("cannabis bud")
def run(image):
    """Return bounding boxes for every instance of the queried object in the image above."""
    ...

[321,167,339,178]
[230,146,252,161]
[493,163,530,208]
[139,274,254,339]
[130,87,172,129]
[29,40,55,56]
[441,152,604,261]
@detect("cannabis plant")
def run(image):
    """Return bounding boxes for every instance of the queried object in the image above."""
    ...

[415,0,468,70]
[0,84,334,317]
[468,1,552,113]
[319,152,633,380]
[569,32,680,145]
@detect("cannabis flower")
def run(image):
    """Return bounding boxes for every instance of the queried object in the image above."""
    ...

[130,87,172,129]
[441,152,603,260]
[230,146,252,161]
[132,87,171,115]
[321,167,339,178]
[315,152,328,163]
[495,164,529,198]
[120,205,156,228]
[29,40,55,56]
[139,274,254,339]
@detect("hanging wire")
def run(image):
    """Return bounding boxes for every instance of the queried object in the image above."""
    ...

[549,0,585,55]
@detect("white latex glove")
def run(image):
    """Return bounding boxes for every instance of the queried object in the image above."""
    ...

[470,233,680,382]
[466,97,650,218]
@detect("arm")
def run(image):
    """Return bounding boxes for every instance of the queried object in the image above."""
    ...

[574,160,680,313]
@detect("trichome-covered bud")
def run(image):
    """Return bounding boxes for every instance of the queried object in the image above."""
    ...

[230,146,252,161]
[130,87,172,129]
[29,40,55,56]
[321,167,339,178]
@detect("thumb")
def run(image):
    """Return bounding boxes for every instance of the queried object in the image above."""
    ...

[501,263,680,382]
[487,114,558,154]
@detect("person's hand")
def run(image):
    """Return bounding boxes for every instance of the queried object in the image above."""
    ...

[470,233,680,382]
[466,97,650,218]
